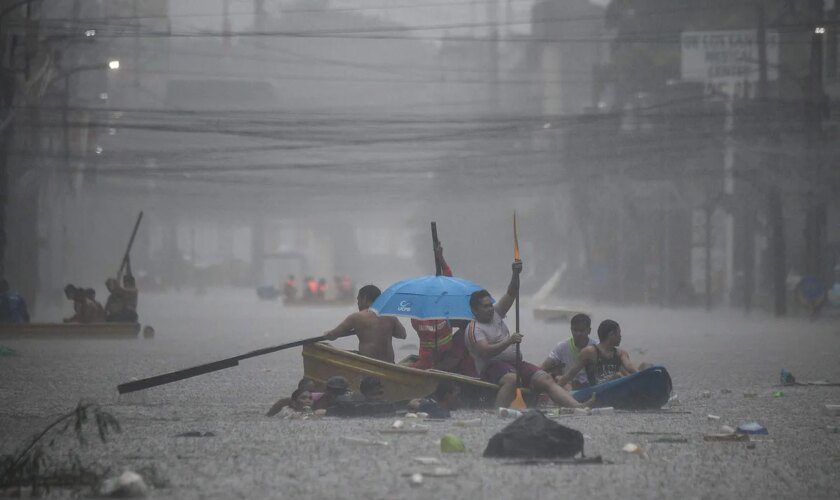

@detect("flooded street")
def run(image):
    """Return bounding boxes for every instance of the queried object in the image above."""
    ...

[2,289,839,498]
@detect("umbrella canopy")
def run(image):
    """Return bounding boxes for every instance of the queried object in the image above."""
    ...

[370,275,491,320]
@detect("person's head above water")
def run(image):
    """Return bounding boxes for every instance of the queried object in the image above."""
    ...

[64,284,77,300]
[433,380,461,410]
[290,389,312,410]
[597,319,621,346]
[360,376,385,401]
[356,284,381,310]
[325,375,350,395]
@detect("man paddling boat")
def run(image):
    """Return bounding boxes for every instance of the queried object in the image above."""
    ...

[323,284,406,363]
[465,260,591,409]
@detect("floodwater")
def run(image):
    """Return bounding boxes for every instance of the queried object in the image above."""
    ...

[1,289,839,498]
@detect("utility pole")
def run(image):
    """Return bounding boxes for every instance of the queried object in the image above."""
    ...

[486,0,499,107]
[758,1,787,316]
[804,0,827,285]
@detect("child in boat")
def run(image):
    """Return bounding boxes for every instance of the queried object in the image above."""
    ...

[555,319,652,388]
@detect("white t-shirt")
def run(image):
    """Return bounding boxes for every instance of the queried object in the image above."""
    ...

[466,311,517,374]
[548,337,597,385]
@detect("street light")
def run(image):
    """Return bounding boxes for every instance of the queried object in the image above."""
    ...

[108,59,120,70]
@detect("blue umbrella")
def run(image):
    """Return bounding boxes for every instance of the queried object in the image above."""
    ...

[370,275,491,320]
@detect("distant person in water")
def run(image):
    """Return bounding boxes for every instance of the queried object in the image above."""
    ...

[555,319,652,388]
[283,275,298,302]
[323,285,406,363]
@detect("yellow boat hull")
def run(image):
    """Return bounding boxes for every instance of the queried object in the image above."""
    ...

[0,322,141,338]
[302,342,501,408]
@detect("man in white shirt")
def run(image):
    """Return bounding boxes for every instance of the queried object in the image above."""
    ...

[541,313,597,389]
[465,260,591,409]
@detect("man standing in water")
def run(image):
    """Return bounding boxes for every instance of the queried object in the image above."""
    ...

[465,261,591,409]
[323,284,406,363]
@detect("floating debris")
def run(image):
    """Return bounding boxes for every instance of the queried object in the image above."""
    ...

[100,470,148,498]
[341,436,388,446]
[440,434,466,453]
[704,433,749,442]
[174,431,215,438]
[737,422,769,435]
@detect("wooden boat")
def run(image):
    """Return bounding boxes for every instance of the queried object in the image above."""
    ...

[302,342,501,408]
[0,322,142,339]
[533,305,589,322]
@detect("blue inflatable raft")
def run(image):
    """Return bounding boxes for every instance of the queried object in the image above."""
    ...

[572,366,672,410]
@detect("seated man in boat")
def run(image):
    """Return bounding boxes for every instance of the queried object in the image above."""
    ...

[63,284,101,323]
[323,284,407,363]
[541,313,597,390]
[409,242,476,376]
[555,319,652,388]
[0,278,30,324]
[105,273,139,323]
[84,288,106,322]
[465,260,591,409]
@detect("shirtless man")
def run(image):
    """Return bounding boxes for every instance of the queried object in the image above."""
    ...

[556,319,652,388]
[323,284,406,363]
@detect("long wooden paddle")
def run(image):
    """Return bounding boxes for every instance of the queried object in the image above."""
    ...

[510,211,527,410]
[117,211,144,280]
[117,334,333,394]
[431,222,441,364]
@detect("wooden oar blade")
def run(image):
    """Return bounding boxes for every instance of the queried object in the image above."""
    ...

[513,211,521,261]
[117,358,239,394]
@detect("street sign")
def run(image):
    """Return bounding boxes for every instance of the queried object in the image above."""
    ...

[681,30,779,98]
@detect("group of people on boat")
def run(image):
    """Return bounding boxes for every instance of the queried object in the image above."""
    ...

[283,274,354,304]
[63,267,138,324]
[315,244,651,411]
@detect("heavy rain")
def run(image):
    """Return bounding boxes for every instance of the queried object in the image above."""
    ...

[1,1,838,498]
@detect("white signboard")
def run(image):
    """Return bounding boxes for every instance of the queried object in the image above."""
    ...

[681,30,779,98]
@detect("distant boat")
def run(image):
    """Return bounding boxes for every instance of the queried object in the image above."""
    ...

[0,322,142,339]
